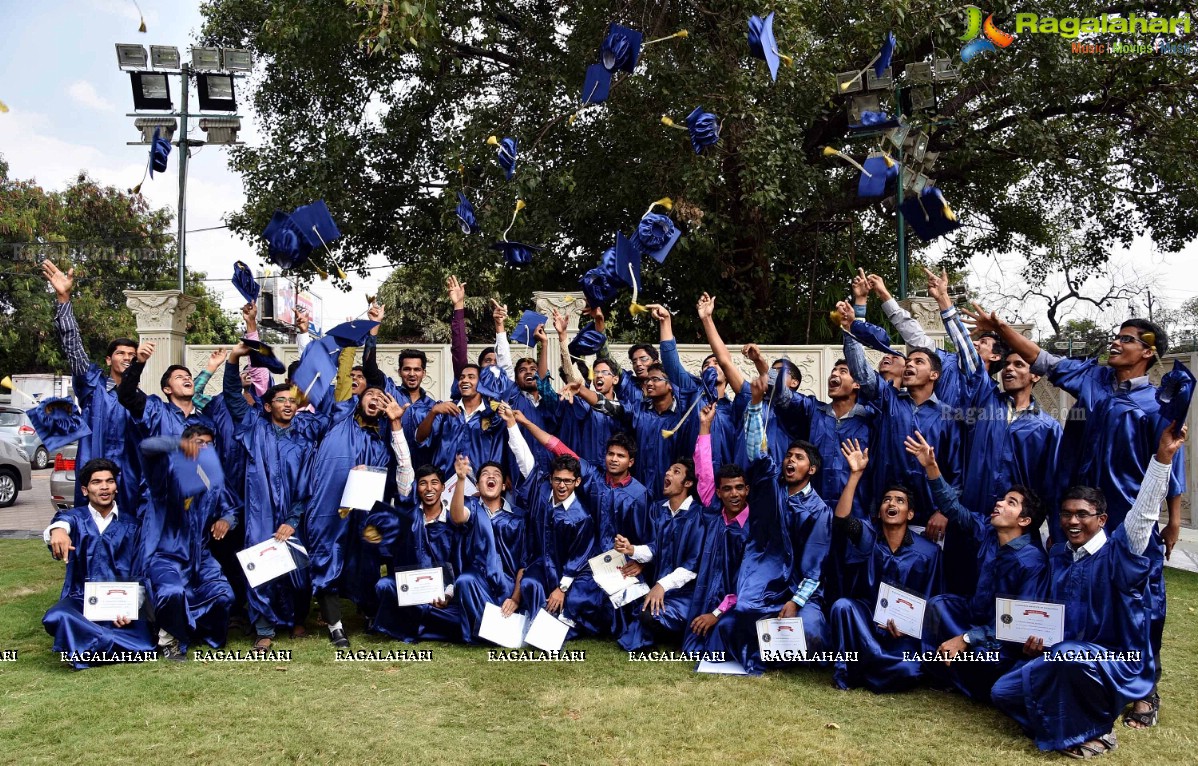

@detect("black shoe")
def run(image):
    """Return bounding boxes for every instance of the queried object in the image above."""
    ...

[329,627,350,649]
[160,641,187,662]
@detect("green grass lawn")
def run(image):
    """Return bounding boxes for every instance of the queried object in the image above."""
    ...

[2,539,1197,766]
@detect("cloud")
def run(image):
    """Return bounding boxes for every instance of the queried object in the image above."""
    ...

[67,81,117,113]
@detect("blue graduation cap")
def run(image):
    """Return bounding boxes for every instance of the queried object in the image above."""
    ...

[149,127,171,177]
[846,320,906,358]
[474,365,509,401]
[487,136,518,180]
[748,12,785,82]
[581,63,612,105]
[632,212,682,265]
[240,337,286,375]
[849,110,901,131]
[685,107,721,154]
[292,335,340,408]
[568,322,607,357]
[613,230,641,292]
[28,397,91,454]
[700,364,721,401]
[876,32,896,78]
[326,320,379,348]
[1157,359,1195,426]
[900,187,962,241]
[169,445,225,498]
[580,248,621,309]
[857,154,898,198]
[601,23,643,73]
[455,192,479,235]
[232,261,260,305]
[511,310,546,348]
[489,240,543,267]
[261,199,342,270]
[291,199,342,250]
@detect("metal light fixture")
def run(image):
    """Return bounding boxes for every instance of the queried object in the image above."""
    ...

[133,117,177,143]
[199,116,241,144]
[191,47,222,70]
[835,71,864,94]
[866,67,893,91]
[222,48,253,72]
[129,72,173,110]
[904,61,934,83]
[150,45,181,70]
[196,74,236,111]
[933,57,960,82]
[115,43,149,69]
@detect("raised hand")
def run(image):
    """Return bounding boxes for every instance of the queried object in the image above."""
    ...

[447,275,466,309]
[903,431,936,469]
[495,401,516,428]
[368,301,385,323]
[851,267,870,301]
[960,302,1003,338]
[698,402,716,434]
[923,265,951,307]
[454,453,472,480]
[533,323,548,345]
[206,348,229,373]
[696,292,716,321]
[42,259,74,302]
[835,300,855,330]
[840,439,869,473]
[491,298,508,333]
[1158,423,1188,464]
[381,393,406,423]
[742,343,764,365]
[867,273,892,302]
[552,308,568,336]
[136,341,155,362]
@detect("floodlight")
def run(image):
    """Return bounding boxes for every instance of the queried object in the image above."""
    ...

[115,44,148,69]
[933,58,960,82]
[129,72,173,110]
[197,74,236,111]
[199,117,241,144]
[904,61,933,84]
[835,71,864,94]
[191,47,222,70]
[150,46,181,70]
[866,67,893,91]
[222,48,253,72]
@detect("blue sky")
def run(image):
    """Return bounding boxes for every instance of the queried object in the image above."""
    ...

[2,1,1194,337]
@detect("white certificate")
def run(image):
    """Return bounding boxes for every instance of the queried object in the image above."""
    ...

[873,582,927,639]
[478,602,528,649]
[908,525,946,550]
[610,582,651,609]
[588,549,642,596]
[83,581,140,622]
[237,539,299,589]
[756,617,807,658]
[339,465,389,511]
[524,608,570,652]
[696,658,748,675]
[995,598,1066,647]
[395,567,446,606]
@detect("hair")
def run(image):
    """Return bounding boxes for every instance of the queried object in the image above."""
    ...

[515,357,537,374]
[398,349,428,370]
[181,424,215,441]
[160,365,190,391]
[832,358,849,369]
[593,357,617,376]
[286,360,301,382]
[460,363,481,378]
[773,358,802,389]
[550,454,582,479]
[265,383,293,405]
[414,464,444,483]
[671,456,697,491]
[907,347,943,374]
[604,431,638,461]
[879,483,916,514]
[645,362,669,380]
[478,460,507,481]
[1061,485,1107,517]
[786,439,822,474]
[351,365,365,375]
[628,343,659,363]
[477,346,496,367]
[106,338,138,358]
[702,353,718,368]
[1006,484,1045,530]
[715,463,746,486]
[79,458,121,486]
[1120,319,1167,368]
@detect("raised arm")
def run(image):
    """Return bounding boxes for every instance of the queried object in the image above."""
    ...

[697,292,747,392]
[744,373,769,459]
[223,345,253,424]
[383,394,412,497]
[117,343,154,421]
[450,454,472,525]
[695,403,717,506]
[492,299,515,379]
[962,303,1044,368]
[43,260,92,378]
[905,430,981,540]
[835,440,869,519]
[553,309,580,386]
[1125,426,1187,557]
[241,303,271,396]
[869,273,936,350]
[497,403,536,479]
[837,301,881,400]
[448,275,468,380]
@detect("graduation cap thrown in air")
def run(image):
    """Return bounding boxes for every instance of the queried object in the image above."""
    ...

[601,23,643,73]
[487,136,518,180]
[632,204,682,265]
[489,241,543,267]
[149,128,171,177]
[27,397,91,454]
[568,321,607,358]
[1157,359,1196,426]
[232,261,260,305]
[748,12,790,82]
[685,107,720,154]
[240,337,287,375]
[846,320,906,358]
[455,192,479,235]
[511,310,546,348]
[581,63,612,105]
[169,445,225,498]
[900,187,962,241]
[580,248,622,308]
[613,230,641,293]
[326,320,379,348]
[291,334,340,408]
[261,199,343,271]
[857,153,898,198]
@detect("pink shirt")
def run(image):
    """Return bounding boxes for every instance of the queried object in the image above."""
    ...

[696,433,749,614]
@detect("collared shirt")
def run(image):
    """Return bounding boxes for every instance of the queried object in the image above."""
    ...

[606,472,633,489]
[44,503,121,543]
[816,401,871,421]
[1068,528,1108,562]
[422,501,450,526]
[485,497,514,519]
[722,505,750,527]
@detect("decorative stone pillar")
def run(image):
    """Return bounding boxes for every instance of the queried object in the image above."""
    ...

[897,296,947,349]
[124,290,197,395]
[533,290,586,382]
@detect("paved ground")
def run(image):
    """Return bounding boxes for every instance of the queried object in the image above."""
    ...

[5,467,1198,571]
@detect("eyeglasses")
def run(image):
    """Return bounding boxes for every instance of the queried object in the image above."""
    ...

[643,376,668,384]
[270,397,298,405]
[1058,510,1103,521]
[1113,334,1150,347]
[550,476,577,486]
[594,371,615,378]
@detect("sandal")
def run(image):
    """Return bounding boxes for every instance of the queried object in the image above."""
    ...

[252,637,273,651]
[1060,732,1117,759]
[1123,692,1159,728]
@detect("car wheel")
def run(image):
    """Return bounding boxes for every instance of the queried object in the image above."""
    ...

[0,470,17,507]
[33,446,50,470]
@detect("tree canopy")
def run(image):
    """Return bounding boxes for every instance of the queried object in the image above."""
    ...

[0,156,238,374]
[199,0,1198,343]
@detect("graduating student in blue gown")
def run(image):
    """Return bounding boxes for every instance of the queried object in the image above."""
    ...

[682,413,752,657]
[224,353,333,650]
[44,260,145,517]
[990,426,1185,757]
[554,357,621,466]
[615,343,656,408]
[716,382,835,675]
[139,426,234,658]
[904,432,1049,701]
[451,459,527,632]
[366,343,439,471]
[500,325,562,480]
[975,311,1185,725]
[415,364,507,481]
[42,459,157,669]
[829,441,943,692]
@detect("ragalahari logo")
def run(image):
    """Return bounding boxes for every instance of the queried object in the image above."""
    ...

[959,6,1016,62]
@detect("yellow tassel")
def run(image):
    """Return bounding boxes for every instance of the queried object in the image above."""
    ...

[515,199,526,213]
[335,266,348,280]
[661,116,675,128]
[780,54,794,67]
[0,99,9,113]
[317,267,329,280]
[486,135,499,146]
[629,302,648,316]
[648,197,673,212]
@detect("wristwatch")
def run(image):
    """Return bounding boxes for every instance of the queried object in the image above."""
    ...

[711,608,723,618]
[962,632,972,646]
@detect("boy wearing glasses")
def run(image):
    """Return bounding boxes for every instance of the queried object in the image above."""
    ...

[990,425,1185,758]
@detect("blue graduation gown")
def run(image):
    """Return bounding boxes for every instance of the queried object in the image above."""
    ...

[991,526,1155,751]
[619,498,704,650]
[830,521,942,692]
[419,400,507,482]
[732,380,800,472]
[682,506,750,656]
[141,446,232,650]
[627,391,701,502]
[72,364,143,520]
[923,477,1048,700]
[42,507,156,668]
[788,395,877,520]
[467,496,525,587]
[555,396,618,466]
[719,460,835,674]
